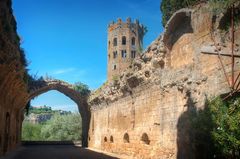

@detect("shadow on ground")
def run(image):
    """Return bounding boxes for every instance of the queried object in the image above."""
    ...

[0,145,119,159]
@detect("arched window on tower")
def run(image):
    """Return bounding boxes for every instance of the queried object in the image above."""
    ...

[131,37,135,46]
[121,50,127,58]
[113,64,117,70]
[113,51,117,59]
[122,36,126,45]
[131,50,136,58]
[113,38,117,46]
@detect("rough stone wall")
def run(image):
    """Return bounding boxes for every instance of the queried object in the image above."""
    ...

[89,3,240,159]
[107,18,144,81]
[0,0,29,156]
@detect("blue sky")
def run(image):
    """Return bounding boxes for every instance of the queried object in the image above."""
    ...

[12,0,163,111]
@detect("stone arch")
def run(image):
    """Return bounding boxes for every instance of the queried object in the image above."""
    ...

[27,79,90,147]
[110,135,113,143]
[162,9,193,50]
[141,133,150,145]
[123,133,129,143]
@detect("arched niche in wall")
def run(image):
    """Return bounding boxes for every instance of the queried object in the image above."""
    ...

[110,135,114,143]
[123,133,130,143]
[141,133,150,145]
[162,9,193,51]
[104,136,107,142]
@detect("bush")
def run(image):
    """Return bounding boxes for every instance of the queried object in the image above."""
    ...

[74,82,90,96]
[22,122,43,141]
[41,113,82,141]
[209,97,240,158]
[189,96,240,158]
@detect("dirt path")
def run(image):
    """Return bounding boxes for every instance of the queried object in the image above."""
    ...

[0,145,121,159]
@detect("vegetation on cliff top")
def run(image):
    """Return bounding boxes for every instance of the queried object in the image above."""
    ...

[27,105,71,115]
[74,82,91,96]
[160,0,239,27]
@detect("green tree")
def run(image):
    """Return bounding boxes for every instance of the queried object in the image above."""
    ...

[21,122,43,141]
[209,97,240,158]
[41,113,82,141]
[189,96,240,158]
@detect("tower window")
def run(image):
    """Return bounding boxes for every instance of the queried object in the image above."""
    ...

[108,41,110,48]
[113,51,117,58]
[113,64,117,70]
[131,51,136,58]
[132,37,135,45]
[121,50,127,58]
[113,38,117,46]
[122,36,126,45]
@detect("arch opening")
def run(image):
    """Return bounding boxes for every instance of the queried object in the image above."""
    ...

[22,91,82,143]
[25,80,91,147]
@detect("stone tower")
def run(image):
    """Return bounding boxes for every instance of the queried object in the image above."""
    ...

[107,18,145,81]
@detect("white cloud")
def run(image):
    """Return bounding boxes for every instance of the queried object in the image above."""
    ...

[52,68,76,75]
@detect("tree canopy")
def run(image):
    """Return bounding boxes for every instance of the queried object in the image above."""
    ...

[160,0,239,27]
[22,113,82,141]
